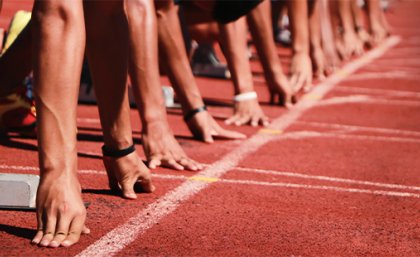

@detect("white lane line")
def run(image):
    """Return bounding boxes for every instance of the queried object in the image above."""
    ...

[233,166,420,192]
[335,86,420,98]
[341,71,420,81]
[75,36,401,256]
[295,121,420,137]
[221,179,420,198]
[273,130,420,144]
[317,95,420,107]
[3,164,419,192]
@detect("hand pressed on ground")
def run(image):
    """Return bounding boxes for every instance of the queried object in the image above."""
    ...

[103,151,155,199]
[289,52,313,93]
[32,173,90,248]
[225,99,269,127]
[142,120,203,171]
[186,110,246,143]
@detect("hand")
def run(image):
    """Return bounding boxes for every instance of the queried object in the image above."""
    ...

[142,120,203,171]
[336,31,364,60]
[225,99,269,127]
[267,73,293,108]
[103,151,155,199]
[32,173,89,248]
[186,110,246,143]
[289,52,313,93]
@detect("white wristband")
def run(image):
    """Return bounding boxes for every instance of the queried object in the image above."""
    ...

[233,91,258,102]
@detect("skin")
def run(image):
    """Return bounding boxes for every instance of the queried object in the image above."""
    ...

[366,0,390,46]
[30,0,88,247]
[246,0,293,106]
[124,0,202,171]
[154,0,245,143]
[287,0,313,93]
[331,0,364,60]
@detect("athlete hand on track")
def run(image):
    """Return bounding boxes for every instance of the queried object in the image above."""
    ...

[186,110,246,143]
[142,120,203,171]
[32,173,90,248]
[103,151,155,199]
[336,31,364,60]
[267,73,294,108]
[225,99,269,127]
[289,52,313,93]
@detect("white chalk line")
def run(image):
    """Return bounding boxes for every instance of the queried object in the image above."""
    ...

[295,121,420,137]
[335,85,420,98]
[341,71,420,81]
[1,164,418,199]
[3,164,419,193]
[71,35,405,257]
[274,130,420,144]
[317,95,420,107]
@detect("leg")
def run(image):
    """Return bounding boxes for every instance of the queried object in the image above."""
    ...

[125,0,201,170]
[31,0,88,247]
[84,0,154,198]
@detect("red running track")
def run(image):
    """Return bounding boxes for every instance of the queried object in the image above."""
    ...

[1,1,420,256]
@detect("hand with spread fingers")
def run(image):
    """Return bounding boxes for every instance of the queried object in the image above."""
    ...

[32,173,90,248]
[225,98,269,127]
[142,120,203,171]
[185,108,246,143]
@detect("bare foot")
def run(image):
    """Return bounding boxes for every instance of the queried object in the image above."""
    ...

[102,151,155,199]
[186,110,246,143]
[289,52,313,93]
[32,172,90,248]
[225,99,269,127]
[142,120,203,171]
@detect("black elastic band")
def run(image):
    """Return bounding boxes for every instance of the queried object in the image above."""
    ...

[183,106,207,122]
[102,144,136,158]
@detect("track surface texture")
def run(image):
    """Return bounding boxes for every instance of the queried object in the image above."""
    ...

[1,1,419,256]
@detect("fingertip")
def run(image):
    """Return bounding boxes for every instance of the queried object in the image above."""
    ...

[48,241,60,248]
[123,192,137,200]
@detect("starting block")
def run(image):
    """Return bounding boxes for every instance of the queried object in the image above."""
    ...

[0,173,39,210]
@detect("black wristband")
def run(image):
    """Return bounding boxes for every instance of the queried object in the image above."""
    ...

[102,144,136,158]
[183,106,207,122]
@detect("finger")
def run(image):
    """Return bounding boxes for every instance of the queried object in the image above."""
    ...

[289,74,298,91]
[82,225,91,235]
[162,158,185,171]
[225,115,240,125]
[120,178,138,200]
[49,215,72,248]
[32,212,44,244]
[250,116,259,127]
[213,128,246,140]
[293,74,305,94]
[136,173,155,193]
[39,214,57,247]
[148,157,162,169]
[180,157,203,171]
[104,164,119,192]
[235,115,251,126]
[61,214,86,247]
[261,116,270,127]
[203,130,214,144]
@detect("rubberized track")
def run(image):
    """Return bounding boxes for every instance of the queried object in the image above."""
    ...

[1,1,419,256]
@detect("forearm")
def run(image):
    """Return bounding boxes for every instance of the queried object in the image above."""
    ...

[125,0,167,128]
[218,17,254,94]
[288,0,310,54]
[247,0,284,81]
[155,0,204,113]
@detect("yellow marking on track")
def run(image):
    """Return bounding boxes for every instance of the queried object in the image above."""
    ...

[189,176,219,183]
[258,129,283,135]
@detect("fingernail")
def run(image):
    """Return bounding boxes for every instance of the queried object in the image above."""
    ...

[61,240,71,247]
[49,241,59,248]
[40,240,49,247]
